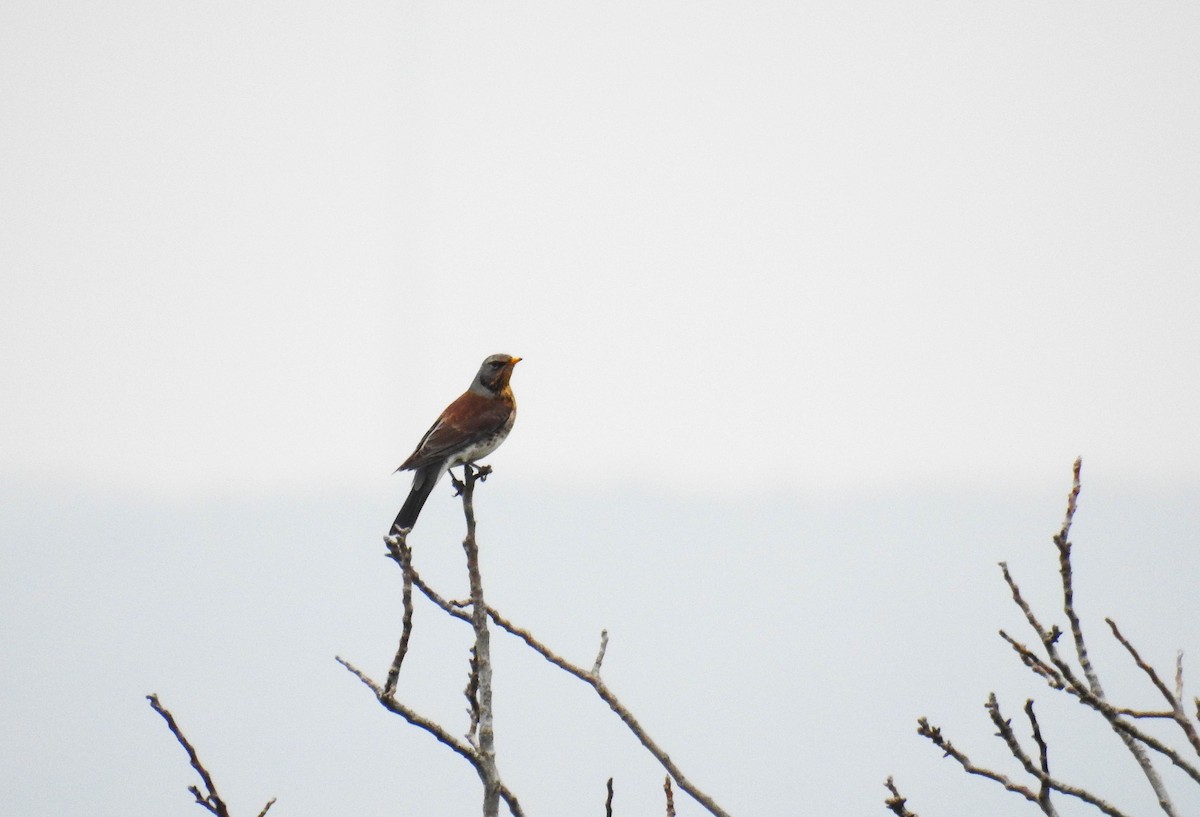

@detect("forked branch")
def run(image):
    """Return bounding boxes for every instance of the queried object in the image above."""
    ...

[896,460,1197,816]
[339,466,522,817]
[146,694,275,817]
[344,463,729,817]
[883,776,919,817]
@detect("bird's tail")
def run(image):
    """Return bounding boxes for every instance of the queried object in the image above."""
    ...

[391,466,441,533]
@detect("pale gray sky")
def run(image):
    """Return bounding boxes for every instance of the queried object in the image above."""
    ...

[4,0,1200,500]
[3,2,1200,815]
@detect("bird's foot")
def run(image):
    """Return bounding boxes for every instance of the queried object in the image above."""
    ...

[450,463,493,496]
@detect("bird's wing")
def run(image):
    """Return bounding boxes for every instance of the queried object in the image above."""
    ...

[397,390,513,471]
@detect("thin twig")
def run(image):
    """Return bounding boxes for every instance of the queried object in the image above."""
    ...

[917,462,1199,816]
[1110,715,1200,786]
[485,607,732,817]
[385,533,728,814]
[1025,700,1052,813]
[592,629,609,676]
[146,694,233,817]
[999,629,1067,690]
[1003,559,1191,800]
[664,775,676,817]
[368,466,725,817]
[337,656,478,762]
[921,705,1129,817]
[917,716,1042,805]
[1001,565,1200,781]
[1175,652,1184,704]
[998,462,1183,813]
[605,777,614,817]
[1051,462,1178,813]
[335,656,525,816]
[395,570,728,815]
[461,465,502,817]
[985,696,1060,817]
[383,532,415,698]
[255,798,276,817]
[1055,459,1100,695]
[408,563,472,623]
[1113,708,1175,719]
[1000,563,1061,657]
[465,645,482,746]
[1107,618,1200,756]
[883,776,919,817]
[989,694,1130,817]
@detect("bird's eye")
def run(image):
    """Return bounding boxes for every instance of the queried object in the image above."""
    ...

[490,361,503,368]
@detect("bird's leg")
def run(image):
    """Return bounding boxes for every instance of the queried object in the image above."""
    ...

[450,464,493,496]
[448,467,467,496]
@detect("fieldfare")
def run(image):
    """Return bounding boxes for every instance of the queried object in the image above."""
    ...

[391,354,521,533]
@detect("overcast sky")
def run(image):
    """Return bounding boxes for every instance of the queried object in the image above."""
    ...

[3,2,1200,816]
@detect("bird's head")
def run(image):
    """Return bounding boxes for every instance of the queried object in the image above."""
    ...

[473,354,521,395]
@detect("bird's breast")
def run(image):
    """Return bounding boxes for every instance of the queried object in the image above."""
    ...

[450,422,513,466]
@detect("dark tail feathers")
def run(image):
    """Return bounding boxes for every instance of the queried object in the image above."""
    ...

[392,466,441,533]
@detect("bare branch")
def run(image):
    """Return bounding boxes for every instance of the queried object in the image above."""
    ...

[984,696,1061,817]
[1107,618,1200,756]
[1114,708,1176,719]
[384,557,727,815]
[920,704,1131,817]
[1001,495,1179,808]
[1054,459,1101,696]
[999,629,1066,690]
[998,575,1200,784]
[592,629,609,676]
[337,656,477,762]
[605,777,614,817]
[255,798,276,817]
[1025,700,1052,813]
[1057,457,1083,549]
[335,655,525,817]
[407,561,473,623]
[459,465,503,816]
[368,465,724,817]
[465,645,482,747]
[1000,565,1110,707]
[1049,465,1180,811]
[484,607,731,817]
[999,563,1062,659]
[993,694,1134,816]
[1175,652,1185,704]
[1110,718,1200,788]
[384,538,728,815]
[917,716,1042,805]
[997,463,1186,812]
[883,776,919,817]
[664,775,676,817]
[1114,708,1175,719]
[914,462,1200,815]
[382,532,415,698]
[146,694,233,817]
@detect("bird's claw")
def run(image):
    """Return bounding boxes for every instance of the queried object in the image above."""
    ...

[449,463,494,496]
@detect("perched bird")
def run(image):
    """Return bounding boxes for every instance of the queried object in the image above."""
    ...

[391,354,521,533]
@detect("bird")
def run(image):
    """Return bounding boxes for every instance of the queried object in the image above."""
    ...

[390,354,521,533]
